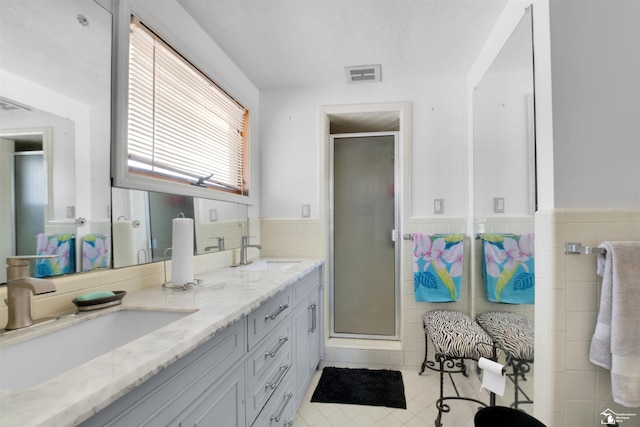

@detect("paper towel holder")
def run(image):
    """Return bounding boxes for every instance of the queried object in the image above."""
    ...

[161,247,201,291]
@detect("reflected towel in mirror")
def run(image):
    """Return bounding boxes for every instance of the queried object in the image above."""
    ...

[82,234,111,272]
[35,233,76,277]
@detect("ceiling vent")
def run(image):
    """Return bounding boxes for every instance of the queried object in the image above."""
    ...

[345,64,381,84]
[0,97,31,113]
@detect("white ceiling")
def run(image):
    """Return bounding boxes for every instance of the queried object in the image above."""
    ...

[179,0,509,90]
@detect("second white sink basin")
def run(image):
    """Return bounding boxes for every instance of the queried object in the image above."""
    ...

[0,309,192,391]
[243,260,301,271]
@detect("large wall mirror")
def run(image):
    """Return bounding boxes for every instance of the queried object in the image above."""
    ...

[0,0,248,283]
[0,0,112,282]
[472,6,535,411]
[111,188,248,268]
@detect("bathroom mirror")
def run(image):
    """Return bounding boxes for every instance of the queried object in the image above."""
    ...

[111,188,248,268]
[472,7,535,411]
[0,0,112,282]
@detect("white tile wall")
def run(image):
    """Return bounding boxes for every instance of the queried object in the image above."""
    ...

[535,208,640,427]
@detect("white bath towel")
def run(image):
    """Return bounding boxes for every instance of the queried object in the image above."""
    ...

[590,241,640,408]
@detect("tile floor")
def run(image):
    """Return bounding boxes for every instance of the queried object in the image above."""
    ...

[294,365,535,427]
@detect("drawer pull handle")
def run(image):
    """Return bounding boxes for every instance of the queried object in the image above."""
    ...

[265,304,289,321]
[265,364,290,390]
[270,392,293,423]
[308,303,317,333]
[265,336,289,358]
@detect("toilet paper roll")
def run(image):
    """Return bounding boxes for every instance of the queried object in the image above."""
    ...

[113,221,136,267]
[171,217,194,286]
[478,357,506,396]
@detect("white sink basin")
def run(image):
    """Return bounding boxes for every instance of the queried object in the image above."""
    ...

[0,309,192,391]
[243,260,301,271]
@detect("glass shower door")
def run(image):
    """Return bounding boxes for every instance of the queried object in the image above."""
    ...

[332,134,397,337]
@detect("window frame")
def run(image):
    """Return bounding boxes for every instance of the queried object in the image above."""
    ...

[111,0,253,205]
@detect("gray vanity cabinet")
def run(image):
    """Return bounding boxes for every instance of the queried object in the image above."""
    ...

[292,272,322,403]
[177,364,246,427]
[79,265,323,427]
[79,318,246,427]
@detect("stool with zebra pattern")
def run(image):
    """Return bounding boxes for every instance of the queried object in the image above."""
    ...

[476,311,534,409]
[420,309,496,427]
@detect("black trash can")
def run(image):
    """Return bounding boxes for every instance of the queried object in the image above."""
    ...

[474,406,546,427]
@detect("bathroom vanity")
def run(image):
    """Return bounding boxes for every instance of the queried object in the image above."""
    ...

[0,259,323,427]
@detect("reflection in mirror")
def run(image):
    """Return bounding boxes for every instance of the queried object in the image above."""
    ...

[472,7,535,412]
[0,0,112,282]
[111,188,248,268]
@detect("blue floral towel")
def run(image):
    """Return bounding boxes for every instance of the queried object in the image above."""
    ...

[482,233,535,304]
[35,233,76,277]
[82,234,111,272]
[413,233,465,302]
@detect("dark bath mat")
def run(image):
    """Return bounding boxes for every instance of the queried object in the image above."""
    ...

[310,367,407,409]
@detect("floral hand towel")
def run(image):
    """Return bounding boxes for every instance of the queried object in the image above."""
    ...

[82,234,111,272]
[413,233,465,302]
[35,233,76,277]
[482,233,535,304]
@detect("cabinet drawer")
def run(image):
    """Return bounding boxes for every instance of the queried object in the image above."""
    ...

[251,372,295,427]
[246,321,292,423]
[292,267,320,306]
[247,289,292,350]
[247,320,292,388]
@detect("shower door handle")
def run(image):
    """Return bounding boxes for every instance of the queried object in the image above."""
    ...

[391,229,398,242]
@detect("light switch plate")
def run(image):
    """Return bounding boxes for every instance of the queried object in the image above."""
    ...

[302,204,311,218]
[434,199,444,214]
[494,197,505,213]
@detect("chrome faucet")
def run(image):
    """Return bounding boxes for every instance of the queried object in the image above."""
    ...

[204,237,225,252]
[239,236,262,265]
[5,256,56,330]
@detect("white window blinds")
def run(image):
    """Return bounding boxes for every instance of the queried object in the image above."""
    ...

[128,19,248,195]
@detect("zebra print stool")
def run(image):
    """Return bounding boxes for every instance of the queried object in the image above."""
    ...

[476,311,534,409]
[420,309,496,427]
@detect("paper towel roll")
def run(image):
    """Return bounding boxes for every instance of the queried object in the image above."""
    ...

[478,357,506,396]
[113,221,136,267]
[172,217,194,286]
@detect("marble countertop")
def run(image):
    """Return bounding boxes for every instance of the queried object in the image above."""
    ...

[0,258,324,427]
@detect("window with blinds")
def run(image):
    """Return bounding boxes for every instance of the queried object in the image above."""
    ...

[128,18,248,195]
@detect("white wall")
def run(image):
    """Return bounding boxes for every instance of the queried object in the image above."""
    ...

[474,70,534,216]
[550,0,640,209]
[259,77,468,219]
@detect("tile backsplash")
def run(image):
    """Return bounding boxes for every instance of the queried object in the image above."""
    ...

[534,208,640,427]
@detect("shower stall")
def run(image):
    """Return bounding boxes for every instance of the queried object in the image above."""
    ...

[330,132,400,339]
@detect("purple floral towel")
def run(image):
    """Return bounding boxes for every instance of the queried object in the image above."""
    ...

[413,233,465,302]
[482,233,534,304]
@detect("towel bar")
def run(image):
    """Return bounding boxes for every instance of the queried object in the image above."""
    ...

[564,242,606,255]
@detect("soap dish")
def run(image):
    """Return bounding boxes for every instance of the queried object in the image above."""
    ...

[72,291,127,312]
